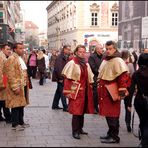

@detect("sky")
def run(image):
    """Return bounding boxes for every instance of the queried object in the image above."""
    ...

[20,1,51,32]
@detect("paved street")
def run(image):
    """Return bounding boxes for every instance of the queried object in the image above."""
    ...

[0,78,140,147]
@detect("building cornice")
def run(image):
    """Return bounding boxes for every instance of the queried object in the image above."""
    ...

[46,1,58,11]
[90,3,100,12]
[47,27,117,39]
[77,28,118,32]
[118,16,142,24]
[48,29,78,38]
[111,2,119,11]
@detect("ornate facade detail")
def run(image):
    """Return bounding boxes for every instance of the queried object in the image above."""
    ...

[90,3,100,11]
[111,2,118,11]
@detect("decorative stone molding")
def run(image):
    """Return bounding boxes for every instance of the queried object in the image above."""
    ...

[111,2,119,11]
[90,3,100,11]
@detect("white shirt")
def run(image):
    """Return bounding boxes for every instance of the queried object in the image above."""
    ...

[19,57,27,70]
[43,54,49,69]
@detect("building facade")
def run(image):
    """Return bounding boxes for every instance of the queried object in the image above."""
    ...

[38,32,48,49]
[15,9,25,43]
[47,1,118,52]
[0,1,22,44]
[0,1,20,28]
[118,1,148,52]
[25,21,39,49]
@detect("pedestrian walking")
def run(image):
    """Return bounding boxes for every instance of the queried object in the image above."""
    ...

[121,49,135,132]
[129,53,148,147]
[97,40,130,144]
[5,43,30,131]
[42,49,49,82]
[51,45,71,111]
[132,49,138,71]
[27,50,37,79]
[49,49,58,79]
[62,45,94,139]
[88,44,104,114]
[0,44,12,123]
[37,50,46,85]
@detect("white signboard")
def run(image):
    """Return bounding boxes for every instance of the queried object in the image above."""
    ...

[142,16,148,38]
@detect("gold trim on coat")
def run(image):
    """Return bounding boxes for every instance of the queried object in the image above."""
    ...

[62,60,94,83]
[98,57,129,81]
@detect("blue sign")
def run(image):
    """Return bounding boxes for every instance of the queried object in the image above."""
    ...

[84,34,94,38]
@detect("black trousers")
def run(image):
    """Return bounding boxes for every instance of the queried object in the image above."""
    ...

[92,78,99,112]
[28,66,37,79]
[72,115,84,133]
[11,106,24,127]
[39,71,45,85]
[106,117,120,141]
[124,97,131,126]
[11,86,27,127]
[52,82,67,110]
[0,100,11,121]
[134,99,148,147]
[71,85,88,134]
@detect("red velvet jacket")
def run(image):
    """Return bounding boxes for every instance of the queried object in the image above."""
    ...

[63,57,94,115]
[98,72,130,117]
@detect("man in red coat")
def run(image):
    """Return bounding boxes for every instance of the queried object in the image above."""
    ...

[98,41,130,143]
[62,45,94,139]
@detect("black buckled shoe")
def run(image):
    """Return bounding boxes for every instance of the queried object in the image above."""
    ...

[52,106,63,110]
[101,137,120,144]
[80,129,88,135]
[127,125,131,132]
[63,108,68,112]
[100,134,110,140]
[72,132,80,139]
[0,116,5,122]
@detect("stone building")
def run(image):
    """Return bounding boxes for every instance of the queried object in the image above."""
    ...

[118,1,148,52]
[25,21,39,49]
[46,1,118,52]
[0,1,22,44]
[0,1,21,29]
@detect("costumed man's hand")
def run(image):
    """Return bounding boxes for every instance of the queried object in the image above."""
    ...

[13,88,21,95]
[66,94,72,99]
[127,107,132,112]
[59,80,63,83]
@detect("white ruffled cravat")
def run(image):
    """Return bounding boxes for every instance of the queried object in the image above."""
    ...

[19,57,27,70]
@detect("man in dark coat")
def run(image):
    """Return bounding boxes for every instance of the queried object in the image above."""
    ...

[88,44,103,114]
[51,45,71,111]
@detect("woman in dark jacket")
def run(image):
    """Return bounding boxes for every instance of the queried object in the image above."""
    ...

[37,51,46,85]
[130,53,148,147]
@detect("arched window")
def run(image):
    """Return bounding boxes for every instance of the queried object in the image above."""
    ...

[90,3,100,26]
[111,2,118,27]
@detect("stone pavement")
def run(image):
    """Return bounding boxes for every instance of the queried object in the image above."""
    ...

[0,78,140,147]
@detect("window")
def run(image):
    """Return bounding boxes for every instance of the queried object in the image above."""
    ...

[91,12,98,26]
[112,12,118,26]
[0,12,3,18]
[0,12,3,23]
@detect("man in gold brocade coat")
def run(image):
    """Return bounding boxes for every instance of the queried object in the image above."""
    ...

[5,43,30,131]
